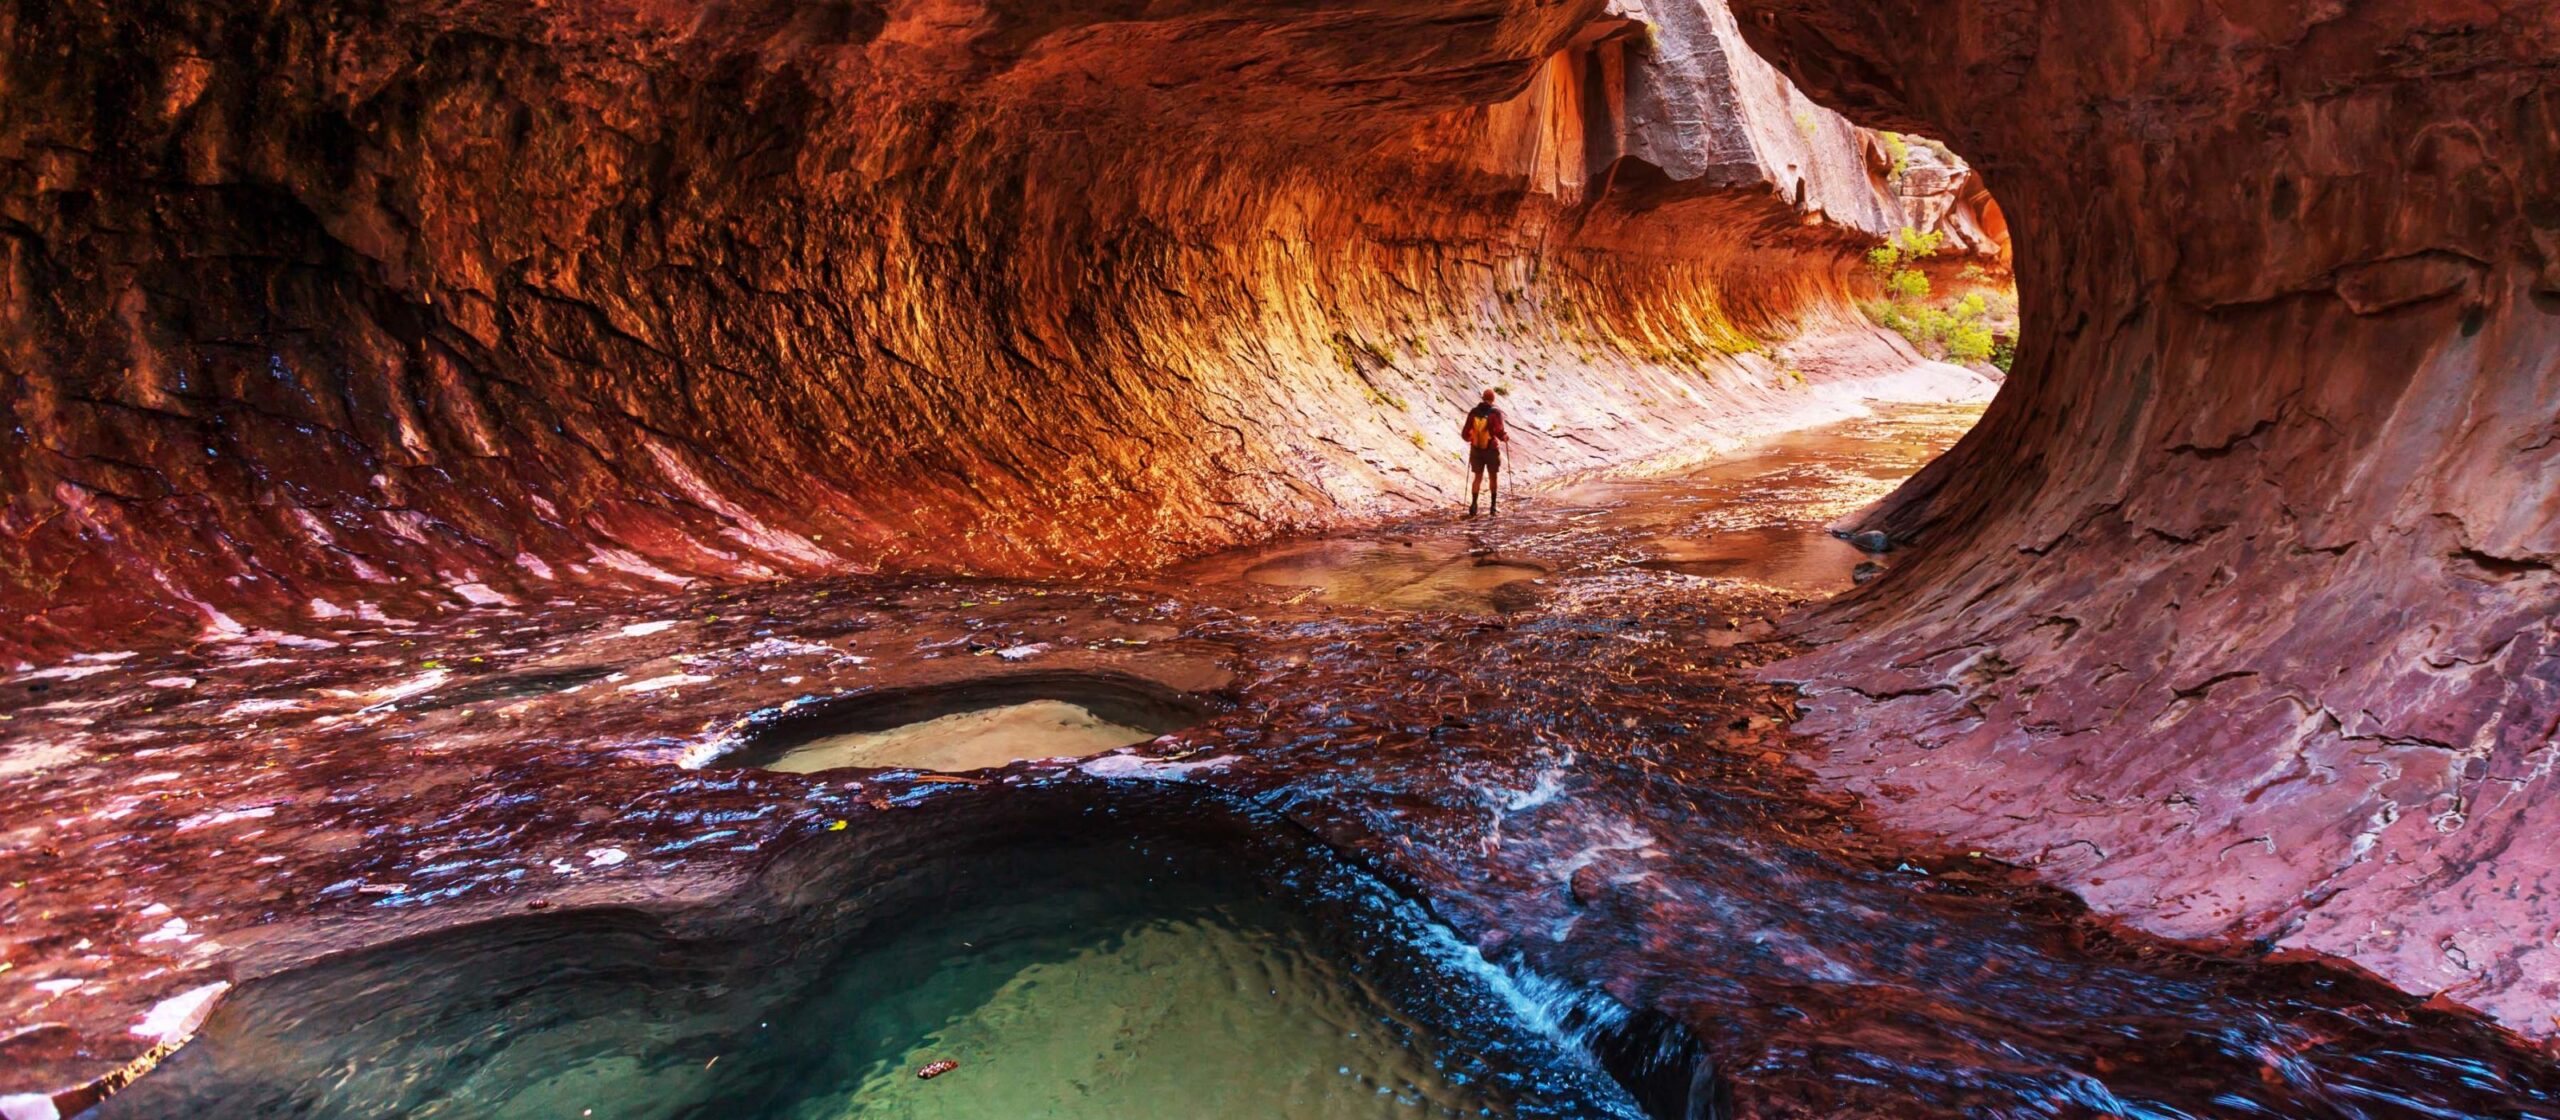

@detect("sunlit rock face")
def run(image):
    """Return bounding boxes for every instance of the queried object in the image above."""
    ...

[1741,0,2560,1035]
[0,0,1991,658]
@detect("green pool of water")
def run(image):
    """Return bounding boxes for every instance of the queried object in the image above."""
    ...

[108,790,1651,1120]
[764,861,1543,1118]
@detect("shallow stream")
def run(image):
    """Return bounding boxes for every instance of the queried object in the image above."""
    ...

[23,401,2560,1118]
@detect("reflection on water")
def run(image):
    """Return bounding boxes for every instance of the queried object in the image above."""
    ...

[107,790,1650,1120]
[1630,526,1870,592]
[1205,402,1983,607]
[1244,540,1548,614]
[1549,402,1983,593]
[763,700,1157,774]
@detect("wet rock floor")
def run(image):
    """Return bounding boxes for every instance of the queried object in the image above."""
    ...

[5,403,2558,1116]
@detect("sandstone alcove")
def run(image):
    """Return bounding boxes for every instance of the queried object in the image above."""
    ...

[6,0,2559,1115]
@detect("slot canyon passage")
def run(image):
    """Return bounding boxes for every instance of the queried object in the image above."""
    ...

[7,0,2560,1114]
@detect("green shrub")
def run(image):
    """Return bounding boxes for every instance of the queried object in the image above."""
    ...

[1944,320,1995,363]
[1330,337,1360,378]
[1865,227,1945,277]
[1890,227,1945,259]
[1864,276,2010,370]
[1360,386,1410,411]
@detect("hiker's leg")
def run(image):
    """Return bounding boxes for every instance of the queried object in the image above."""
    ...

[1488,466,1499,512]
[1468,464,1484,515]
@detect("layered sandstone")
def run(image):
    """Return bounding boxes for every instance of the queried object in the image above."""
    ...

[0,0,1991,661]
[1740,0,2560,1037]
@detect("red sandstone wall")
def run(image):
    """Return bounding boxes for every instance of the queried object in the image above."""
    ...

[1736,0,2560,1037]
[0,0,1985,658]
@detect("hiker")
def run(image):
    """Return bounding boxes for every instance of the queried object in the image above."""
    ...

[1460,389,1509,517]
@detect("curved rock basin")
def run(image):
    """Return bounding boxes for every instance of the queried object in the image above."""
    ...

[1242,540,1549,613]
[102,787,1653,1119]
[711,672,1218,774]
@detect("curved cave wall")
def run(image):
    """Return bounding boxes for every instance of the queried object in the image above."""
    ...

[1737,1,2560,1035]
[15,0,2556,1049]
[0,0,1993,658]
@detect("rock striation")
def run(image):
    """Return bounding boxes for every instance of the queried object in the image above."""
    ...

[0,0,1990,660]
[1741,0,2560,1038]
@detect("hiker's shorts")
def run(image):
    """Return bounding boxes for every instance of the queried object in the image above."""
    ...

[1469,446,1501,471]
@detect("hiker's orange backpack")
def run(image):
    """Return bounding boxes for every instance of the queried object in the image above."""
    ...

[1464,412,1496,449]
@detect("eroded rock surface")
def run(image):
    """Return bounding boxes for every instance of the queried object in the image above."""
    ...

[0,0,1990,660]
[1736,0,2560,1037]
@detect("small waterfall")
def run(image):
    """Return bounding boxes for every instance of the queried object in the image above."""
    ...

[1389,896,1731,1120]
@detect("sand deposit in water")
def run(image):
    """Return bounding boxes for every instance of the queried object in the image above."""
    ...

[709,672,1217,776]
[761,699,1157,773]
